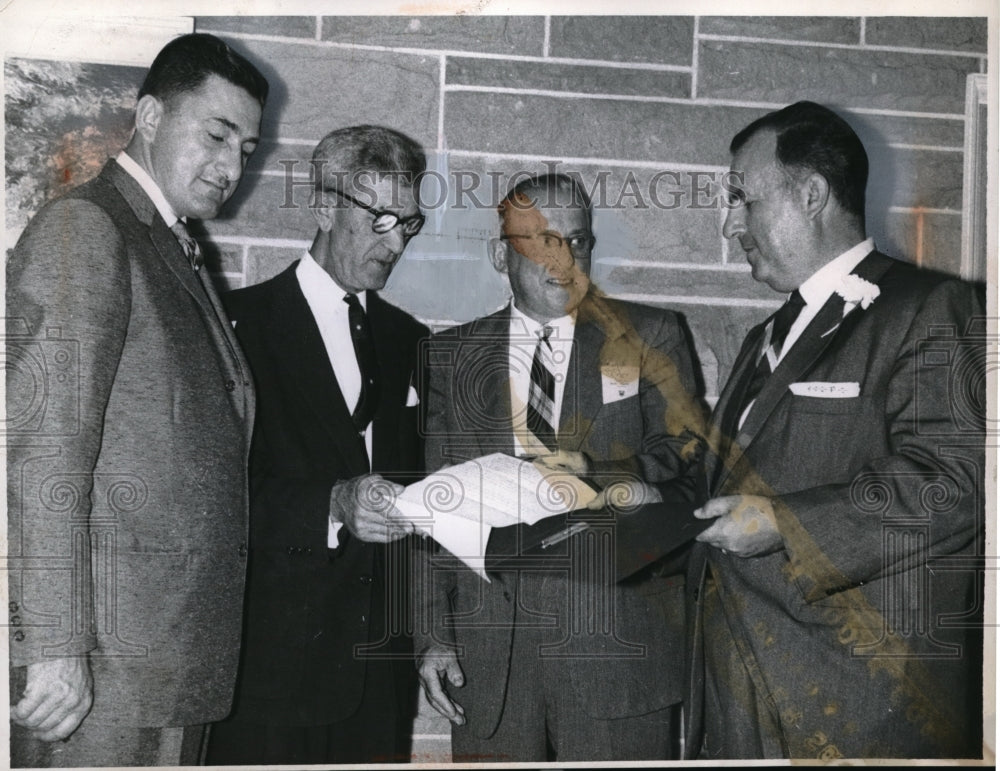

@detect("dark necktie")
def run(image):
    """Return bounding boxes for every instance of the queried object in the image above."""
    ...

[526,326,558,452]
[343,293,380,434]
[734,289,806,420]
[170,220,204,270]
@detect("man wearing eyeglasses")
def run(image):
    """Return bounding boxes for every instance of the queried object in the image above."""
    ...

[414,173,704,761]
[206,125,428,765]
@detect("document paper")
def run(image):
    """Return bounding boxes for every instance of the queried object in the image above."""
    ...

[395,452,598,579]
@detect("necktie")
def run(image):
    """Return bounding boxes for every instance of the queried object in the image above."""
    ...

[526,326,558,452]
[733,289,806,420]
[170,220,204,270]
[343,293,380,434]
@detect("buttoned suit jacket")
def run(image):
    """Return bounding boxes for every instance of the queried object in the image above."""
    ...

[6,159,255,726]
[684,251,986,759]
[414,294,703,739]
[223,261,427,726]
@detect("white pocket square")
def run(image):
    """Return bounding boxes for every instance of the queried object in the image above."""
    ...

[405,384,420,407]
[789,381,860,398]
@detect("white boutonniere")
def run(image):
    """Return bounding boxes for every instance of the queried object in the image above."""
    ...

[835,274,880,311]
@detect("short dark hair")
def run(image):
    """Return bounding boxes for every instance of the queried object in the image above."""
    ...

[138,33,268,108]
[498,173,593,226]
[730,101,868,219]
[311,125,426,191]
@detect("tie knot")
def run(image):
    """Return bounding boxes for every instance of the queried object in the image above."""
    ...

[770,289,805,354]
[537,325,553,348]
[343,292,362,309]
[170,220,203,270]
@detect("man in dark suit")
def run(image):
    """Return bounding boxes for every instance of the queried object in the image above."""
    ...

[205,125,428,765]
[414,173,705,762]
[687,101,986,759]
[7,34,267,767]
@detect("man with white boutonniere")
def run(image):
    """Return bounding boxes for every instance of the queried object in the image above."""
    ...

[684,101,986,760]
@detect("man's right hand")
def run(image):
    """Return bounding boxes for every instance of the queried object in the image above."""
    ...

[330,474,415,543]
[416,644,466,726]
[12,656,93,741]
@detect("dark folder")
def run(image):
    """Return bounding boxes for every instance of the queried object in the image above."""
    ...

[485,499,711,582]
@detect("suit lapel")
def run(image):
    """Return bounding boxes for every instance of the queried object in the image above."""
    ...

[707,324,768,488]
[104,161,254,428]
[469,309,515,457]
[715,251,895,490]
[105,162,219,323]
[559,315,603,451]
[368,292,405,472]
[270,267,369,477]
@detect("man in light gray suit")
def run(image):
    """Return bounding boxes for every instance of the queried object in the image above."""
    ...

[7,33,267,767]
[414,173,705,762]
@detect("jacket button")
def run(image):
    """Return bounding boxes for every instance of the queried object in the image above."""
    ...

[359,575,373,585]
[8,601,18,613]
[10,616,21,626]
[13,631,24,642]
[305,547,313,555]
[287,546,296,555]
[238,543,247,557]
[225,379,236,392]
[503,591,511,602]
[360,614,367,624]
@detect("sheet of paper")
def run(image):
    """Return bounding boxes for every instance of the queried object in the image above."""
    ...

[396,452,596,527]
[395,452,599,579]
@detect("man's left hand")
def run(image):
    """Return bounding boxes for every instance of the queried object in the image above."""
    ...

[533,449,590,475]
[587,479,663,512]
[694,495,782,557]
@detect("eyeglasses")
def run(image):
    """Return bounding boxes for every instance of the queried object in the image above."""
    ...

[323,188,425,237]
[500,232,596,257]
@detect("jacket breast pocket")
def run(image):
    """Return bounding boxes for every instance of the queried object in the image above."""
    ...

[788,394,865,415]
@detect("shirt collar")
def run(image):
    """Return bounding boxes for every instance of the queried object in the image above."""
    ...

[298,252,366,310]
[115,151,180,228]
[509,301,575,342]
[797,238,875,308]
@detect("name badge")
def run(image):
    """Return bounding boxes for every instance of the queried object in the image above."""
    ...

[788,381,860,398]
[601,364,639,404]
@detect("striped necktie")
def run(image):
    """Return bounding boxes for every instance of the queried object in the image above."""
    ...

[526,325,558,451]
[170,220,204,271]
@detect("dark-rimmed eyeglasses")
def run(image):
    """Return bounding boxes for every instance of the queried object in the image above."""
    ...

[500,232,595,257]
[323,188,425,237]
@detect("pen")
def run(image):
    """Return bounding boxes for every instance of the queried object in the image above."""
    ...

[540,521,589,549]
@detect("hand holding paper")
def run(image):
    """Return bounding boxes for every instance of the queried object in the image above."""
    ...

[394,453,598,578]
[329,474,414,543]
[587,478,663,512]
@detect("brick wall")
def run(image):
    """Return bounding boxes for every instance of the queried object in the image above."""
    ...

[191,15,988,762]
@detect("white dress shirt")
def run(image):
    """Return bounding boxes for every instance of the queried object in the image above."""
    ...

[296,252,373,546]
[116,151,180,227]
[508,302,576,456]
[738,238,874,429]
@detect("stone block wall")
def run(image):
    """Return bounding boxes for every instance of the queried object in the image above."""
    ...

[195,14,986,406]
[190,15,988,761]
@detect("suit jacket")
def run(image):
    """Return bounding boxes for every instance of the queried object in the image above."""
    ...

[224,262,427,726]
[6,160,255,726]
[685,251,986,759]
[414,294,704,739]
